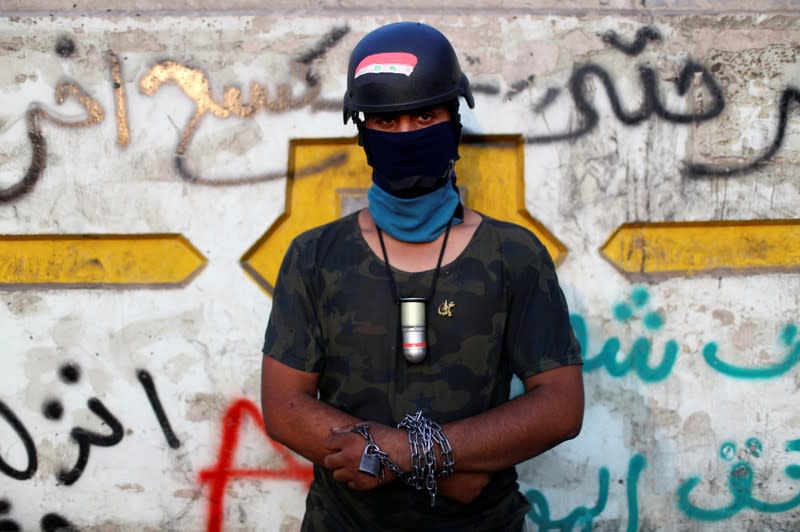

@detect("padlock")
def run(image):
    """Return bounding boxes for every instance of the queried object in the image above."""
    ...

[358,447,382,477]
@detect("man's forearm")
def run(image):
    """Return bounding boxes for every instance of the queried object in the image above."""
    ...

[263,388,358,465]
[442,364,584,473]
[261,356,362,465]
[262,357,583,480]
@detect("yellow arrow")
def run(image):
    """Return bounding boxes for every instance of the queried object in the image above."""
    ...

[601,220,800,277]
[0,234,205,286]
[242,135,567,294]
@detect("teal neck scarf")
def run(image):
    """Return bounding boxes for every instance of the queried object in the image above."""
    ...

[368,182,462,243]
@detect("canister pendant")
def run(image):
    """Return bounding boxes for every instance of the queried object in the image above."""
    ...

[400,297,427,363]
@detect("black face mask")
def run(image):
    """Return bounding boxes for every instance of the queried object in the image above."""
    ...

[361,121,460,199]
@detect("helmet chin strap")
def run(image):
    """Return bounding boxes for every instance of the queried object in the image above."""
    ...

[447,99,464,144]
[354,114,367,146]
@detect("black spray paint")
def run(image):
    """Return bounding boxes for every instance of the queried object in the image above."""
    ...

[525,61,725,143]
[0,401,37,481]
[54,36,76,58]
[42,399,64,420]
[602,26,662,56]
[0,110,47,203]
[0,497,76,531]
[1,25,797,205]
[0,497,21,531]
[1,364,180,489]
[297,25,350,87]
[137,369,181,449]
[41,513,79,532]
[686,87,800,177]
[58,398,124,486]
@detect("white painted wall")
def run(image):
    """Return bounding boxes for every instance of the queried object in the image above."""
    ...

[1,4,799,530]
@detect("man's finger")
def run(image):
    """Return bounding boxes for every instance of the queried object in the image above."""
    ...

[322,450,344,470]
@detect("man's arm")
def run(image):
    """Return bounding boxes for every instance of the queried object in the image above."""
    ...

[261,355,414,489]
[261,355,490,501]
[443,364,584,472]
[321,363,584,480]
[261,355,361,466]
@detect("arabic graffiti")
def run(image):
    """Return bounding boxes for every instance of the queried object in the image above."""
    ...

[702,323,800,379]
[574,288,798,382]
[612,287,662,330]
[687,87,800,177]
[139,25,350,184]
[57,397,124,485]
[41,513,79,532]
[0,26,350,203]
[526,27,797,179]
[0,81,104,203]
[0,363,178,486]
[0,498,18,532]
[572,287,679,382]
[1,373,317,529]
[55,35,77,58]
[526,439,799,529]
[0,400,37,480]
[1,24,796,205]
[527,465,607,530]
[32,361,126,486]
[526,28,725,144]
[137,369,181,449]
[0,497,78,531]
[525,454,646,531]
[107,50,131,147]
[296,25,350,88]
[625,454,647,532]
[677,437,800,520]
[526,60,724,144]
[197,398,313,532]
[602,26,662,56]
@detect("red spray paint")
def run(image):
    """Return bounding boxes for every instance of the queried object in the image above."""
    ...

[198,398,313,531]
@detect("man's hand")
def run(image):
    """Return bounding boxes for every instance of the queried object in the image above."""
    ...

[323,424,489,504]
[322,426,386,490]
[438,471,491,504]
[322,424,410,490]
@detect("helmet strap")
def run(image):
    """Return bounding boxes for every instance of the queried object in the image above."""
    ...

[354,115,367,146]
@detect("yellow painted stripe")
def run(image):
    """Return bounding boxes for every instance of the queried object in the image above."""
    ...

[0,235,205,286]
[242,135,567,295]
[601,220,800,277]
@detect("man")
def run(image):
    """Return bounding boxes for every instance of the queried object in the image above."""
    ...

[261,21,583,531]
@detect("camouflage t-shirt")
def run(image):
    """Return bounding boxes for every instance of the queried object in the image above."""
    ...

[263,211,581,531]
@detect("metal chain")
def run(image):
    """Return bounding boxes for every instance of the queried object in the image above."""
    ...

[398,411,456,507]
[351,414,456,507]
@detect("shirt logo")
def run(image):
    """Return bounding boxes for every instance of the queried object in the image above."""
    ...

[354,52,418,78]
[438,299,455,318]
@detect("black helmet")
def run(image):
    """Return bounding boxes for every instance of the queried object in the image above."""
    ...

[343,22,475,124]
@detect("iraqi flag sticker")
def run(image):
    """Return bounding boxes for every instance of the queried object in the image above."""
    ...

[354,52,418,78]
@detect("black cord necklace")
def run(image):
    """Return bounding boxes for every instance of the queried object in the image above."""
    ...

[376,220,453,363]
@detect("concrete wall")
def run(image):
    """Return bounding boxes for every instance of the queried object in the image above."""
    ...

[1,2,798,530]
